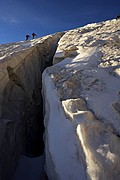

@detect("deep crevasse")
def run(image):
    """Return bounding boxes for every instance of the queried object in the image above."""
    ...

[0,32,64,180]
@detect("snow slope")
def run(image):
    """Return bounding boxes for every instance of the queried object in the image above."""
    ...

[43,19,120,179]
[0,18,120,180]
[0,35,51,60]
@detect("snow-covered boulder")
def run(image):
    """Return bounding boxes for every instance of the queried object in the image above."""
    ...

[43,19,120,179]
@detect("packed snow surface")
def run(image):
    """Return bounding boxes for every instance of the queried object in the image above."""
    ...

[53,19,120,135]
[43,19,120,179]
[0,34,51,60]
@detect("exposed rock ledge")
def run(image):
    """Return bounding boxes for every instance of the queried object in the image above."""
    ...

[43,19,120,180]
[0,32,64,180]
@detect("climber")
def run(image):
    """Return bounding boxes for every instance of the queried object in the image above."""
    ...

[26,35,30,41]
[116,15,120,20]
[32,32,37,39]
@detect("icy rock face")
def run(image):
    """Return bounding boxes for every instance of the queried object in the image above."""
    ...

[0,32,63,180]
[43,19,120,180]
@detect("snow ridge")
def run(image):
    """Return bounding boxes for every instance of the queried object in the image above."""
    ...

[43,18,120,180]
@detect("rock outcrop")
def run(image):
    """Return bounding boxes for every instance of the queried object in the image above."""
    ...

[0,32,64,180]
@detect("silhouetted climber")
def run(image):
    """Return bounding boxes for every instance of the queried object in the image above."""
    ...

[32,32,37,39]
[26,34,30,41]
[116,15,120,20]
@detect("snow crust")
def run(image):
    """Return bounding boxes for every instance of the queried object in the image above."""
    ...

[43,19,120,179]
[43,73,86,180]
[0,34,51,60]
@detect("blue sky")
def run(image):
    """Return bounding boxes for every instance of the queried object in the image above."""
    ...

[0,0,119,44]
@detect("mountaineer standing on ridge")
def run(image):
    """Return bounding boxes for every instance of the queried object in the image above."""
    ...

[26,34,30,41]
[32,32,37,39]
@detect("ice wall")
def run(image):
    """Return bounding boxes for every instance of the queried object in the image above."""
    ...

[43,19,120,180]
[0,32,64,180]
